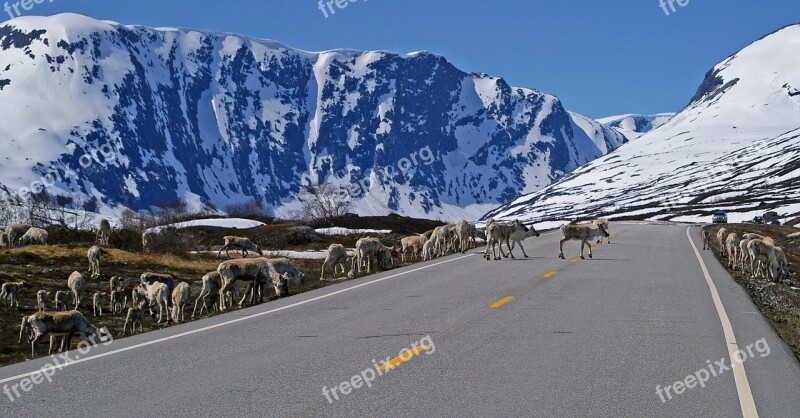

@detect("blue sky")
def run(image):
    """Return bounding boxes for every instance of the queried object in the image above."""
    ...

[7,0,799,118]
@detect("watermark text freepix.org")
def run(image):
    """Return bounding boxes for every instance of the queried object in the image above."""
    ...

[655,337,770,403]
[322,335,435,403]
[659,0,691,16]
[336,145,435,200]
[318,0,368,18]
[3,327,113,403]
[0,141,122,202]
[3,0,54,20]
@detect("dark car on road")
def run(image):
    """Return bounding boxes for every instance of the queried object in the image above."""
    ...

[712,211,728,223]
[753,216,765,225]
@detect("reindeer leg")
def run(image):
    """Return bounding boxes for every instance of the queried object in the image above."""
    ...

[321,260,328,280]
[31,335,42,357]
[219,288,227,311]
[500,238,510,258]
[192,290,206,318]
[202,294,213,316]
[64,332,74,352]
[239,284,251,306]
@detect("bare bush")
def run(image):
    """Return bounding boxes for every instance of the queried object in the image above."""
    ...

[141,227,194,257]
[118,209,155,233]
[151,200,192,226]
[0,192,93,230]
[226,201,272,221]
[291,181,351,222]
[116,204,196,256]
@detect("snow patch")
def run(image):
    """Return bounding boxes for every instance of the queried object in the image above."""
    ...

[147,218,265,233]
[315,227,392,236]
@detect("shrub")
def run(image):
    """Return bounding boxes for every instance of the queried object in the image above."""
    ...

[286,226,321,244]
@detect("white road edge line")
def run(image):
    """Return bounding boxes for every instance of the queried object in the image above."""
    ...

[686,227,758,418]
[0,254,474,385]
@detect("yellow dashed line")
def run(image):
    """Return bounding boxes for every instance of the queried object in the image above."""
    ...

[379,344,430,372]
[544,271,557,278]
[490,296,514,308]
[571,256,581,263]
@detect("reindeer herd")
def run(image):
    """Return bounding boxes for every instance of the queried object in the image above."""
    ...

[481,217,610,261]
[0,222,311,358]
[703,227,793,281]
[319,221,482,281]
[316,217,612,284]
[0,214,689,359]
[1,213,795,362]
[319,218,508,281]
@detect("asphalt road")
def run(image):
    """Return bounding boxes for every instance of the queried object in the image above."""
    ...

[1,224,799,417]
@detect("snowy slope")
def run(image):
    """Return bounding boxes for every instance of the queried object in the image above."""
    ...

[0,14,624,222]
[597,113,675,140]
[487,24,800,224]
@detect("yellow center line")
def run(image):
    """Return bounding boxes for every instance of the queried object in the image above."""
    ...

[379,344,430,372]
[543,271,557,278]
[571,256,581,263]
[490,296,514,308]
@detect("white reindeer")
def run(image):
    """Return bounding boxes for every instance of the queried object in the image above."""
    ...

[67,272,86,310]
[88,246,102,279]
[321,244,349,280]
[507,225,540,258]
[558,223,609,260]
[96,219,111,246]
[171,282,191,323]
[217,236,263,259]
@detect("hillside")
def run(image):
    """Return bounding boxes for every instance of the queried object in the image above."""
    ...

[486,24,800,226]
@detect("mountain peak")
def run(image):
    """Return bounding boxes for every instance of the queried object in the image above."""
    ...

[596,113,675,140]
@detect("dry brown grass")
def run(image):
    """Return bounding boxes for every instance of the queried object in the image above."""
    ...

[703,223,800,360]
[0,244,228,366]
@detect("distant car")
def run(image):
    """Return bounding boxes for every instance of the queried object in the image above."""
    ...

[753,216,765,225]
[712,211,728,223]
[763,211,779,223]
[770,220,781,226]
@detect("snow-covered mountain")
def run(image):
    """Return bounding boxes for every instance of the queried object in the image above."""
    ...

[597,113,675,140]
[487,24,800,227]
[0,14,625,221]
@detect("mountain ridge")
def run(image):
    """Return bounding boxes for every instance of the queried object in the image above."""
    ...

[596,113,675,141]
[0,13,625,221]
